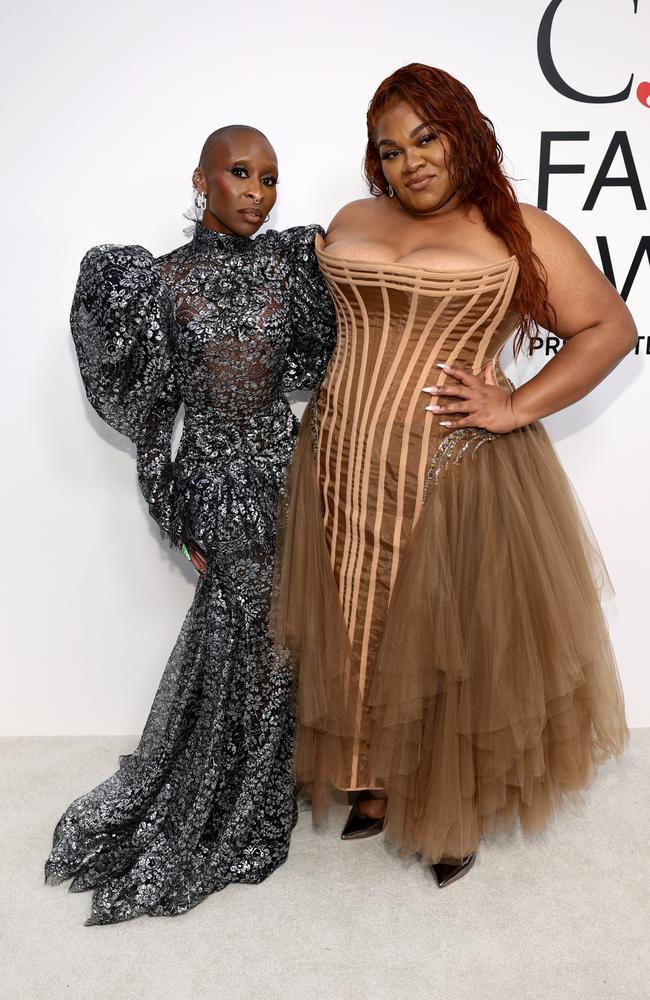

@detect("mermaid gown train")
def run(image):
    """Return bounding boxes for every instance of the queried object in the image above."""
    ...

[272,238,628,863]
[44,223,335,924]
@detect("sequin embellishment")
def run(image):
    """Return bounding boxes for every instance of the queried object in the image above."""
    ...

[422,428,497,501]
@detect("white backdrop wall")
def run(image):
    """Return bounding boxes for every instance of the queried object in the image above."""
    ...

[1,0,648,734]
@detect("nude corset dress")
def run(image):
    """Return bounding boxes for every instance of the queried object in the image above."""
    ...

[272,235,628,864]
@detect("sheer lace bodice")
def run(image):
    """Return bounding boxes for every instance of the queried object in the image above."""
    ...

[71,223,335,553]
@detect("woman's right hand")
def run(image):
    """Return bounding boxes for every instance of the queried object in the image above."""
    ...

[182,540,208,576]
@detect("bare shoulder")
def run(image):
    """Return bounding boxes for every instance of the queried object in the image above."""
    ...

[519,204,630,337]
[520,203,572,241]
[519,203,586,258]
[327,197,378,236]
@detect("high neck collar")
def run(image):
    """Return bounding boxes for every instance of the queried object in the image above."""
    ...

[192,222,252,251]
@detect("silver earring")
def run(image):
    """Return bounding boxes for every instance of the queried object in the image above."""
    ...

[388,184,394,198]
[195,190,207,218]
[264,213,271,224]
[182,189,207,237]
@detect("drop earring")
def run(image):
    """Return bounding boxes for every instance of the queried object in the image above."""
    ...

[195,190,207,218]
[182,189,208,238]
[388,185,394,198]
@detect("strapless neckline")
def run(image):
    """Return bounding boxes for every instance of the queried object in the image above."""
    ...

[315,233,518,279]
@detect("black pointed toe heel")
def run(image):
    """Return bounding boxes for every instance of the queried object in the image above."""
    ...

[340,792,386,840]
[431,852,476,887]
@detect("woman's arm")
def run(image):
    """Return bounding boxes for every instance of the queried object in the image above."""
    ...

[72,244,186,546]
[280,225,336,394]
[509,204,637,426]
[425,206,637,433]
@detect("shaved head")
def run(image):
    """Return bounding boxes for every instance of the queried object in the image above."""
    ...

[192,124,279,237]
[199,125,272,169]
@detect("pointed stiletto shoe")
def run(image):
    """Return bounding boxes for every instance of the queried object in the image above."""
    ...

[431,852,476,887]
[340,792,386,840]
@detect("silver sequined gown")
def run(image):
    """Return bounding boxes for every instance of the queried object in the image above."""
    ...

[44,223,335,925]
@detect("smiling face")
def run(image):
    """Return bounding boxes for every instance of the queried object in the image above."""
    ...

[192,128,279,237]
[374,101,459,217]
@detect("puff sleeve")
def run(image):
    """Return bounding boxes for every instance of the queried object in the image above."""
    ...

[71,245,182,545]
[280,225,337,394]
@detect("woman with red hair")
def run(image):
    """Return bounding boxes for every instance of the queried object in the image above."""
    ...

[273,64,634,886]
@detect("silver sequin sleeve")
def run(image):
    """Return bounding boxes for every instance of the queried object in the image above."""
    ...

[278,225,337,393]
[71,244,182,543]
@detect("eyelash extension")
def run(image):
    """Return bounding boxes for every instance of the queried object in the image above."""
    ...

[230,166,279,186]
[380,132,438,160]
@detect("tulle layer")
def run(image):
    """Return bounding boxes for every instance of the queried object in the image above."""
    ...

[271,415,628,862]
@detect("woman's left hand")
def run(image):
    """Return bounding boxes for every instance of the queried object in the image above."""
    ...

[423,362,521,434]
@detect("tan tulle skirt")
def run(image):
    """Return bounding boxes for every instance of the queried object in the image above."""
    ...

[271,411,628,864]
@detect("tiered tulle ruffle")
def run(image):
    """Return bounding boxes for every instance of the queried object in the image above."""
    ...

[272,412,628,863]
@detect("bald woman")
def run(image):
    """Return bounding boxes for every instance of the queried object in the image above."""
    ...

[45,126,335,925]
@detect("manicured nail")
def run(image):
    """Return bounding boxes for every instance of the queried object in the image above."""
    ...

[422,387,435,394]
[439,421,453,427]
[436,362,451,370]
[425,405,442,412]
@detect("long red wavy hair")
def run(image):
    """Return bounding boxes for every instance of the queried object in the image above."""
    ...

[364,64,554,354]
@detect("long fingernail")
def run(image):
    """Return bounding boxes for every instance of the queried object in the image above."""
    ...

[425,405,443,412]
[439,421,453,427]
[436,362,451,370]
[422,387,435,394]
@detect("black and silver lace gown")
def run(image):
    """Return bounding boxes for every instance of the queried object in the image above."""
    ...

[44,222,335,925]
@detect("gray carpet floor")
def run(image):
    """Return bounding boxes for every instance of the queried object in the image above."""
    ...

[1,732,648,1000]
